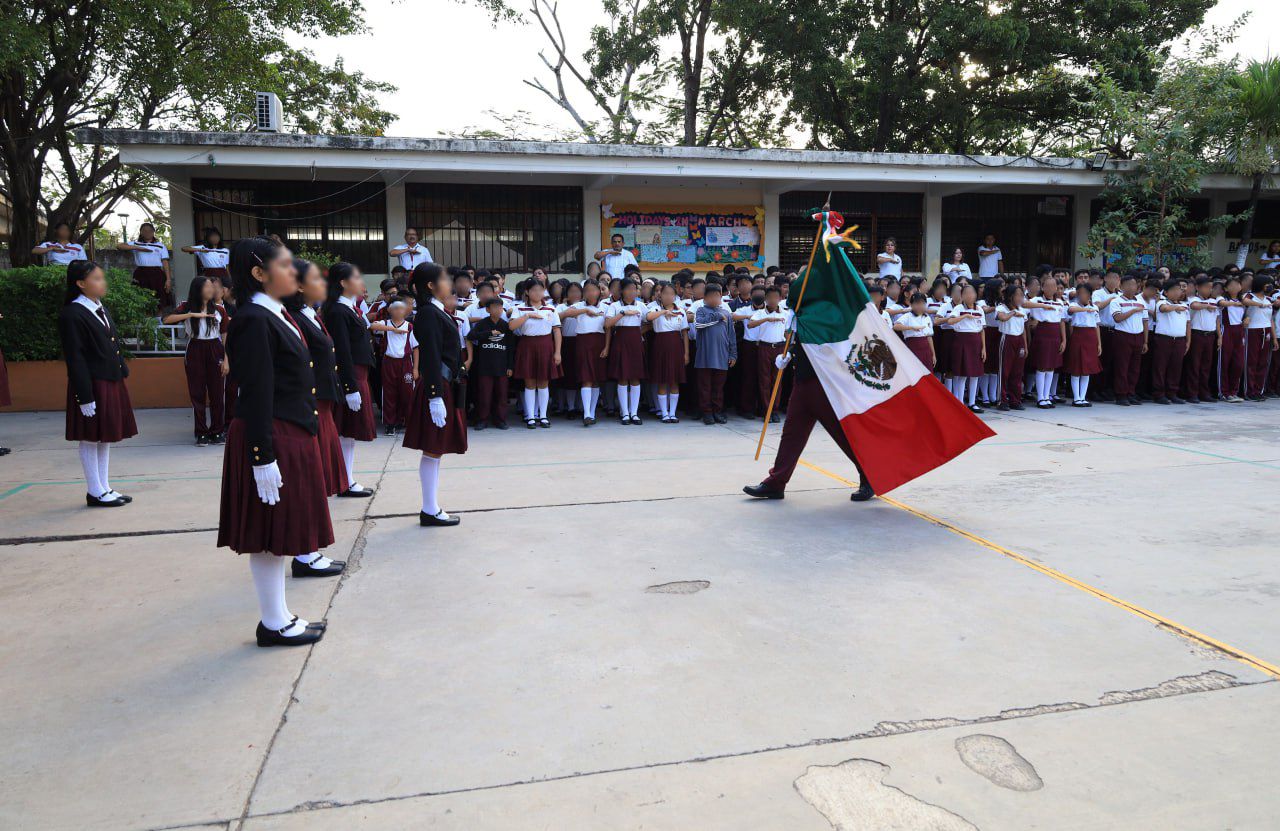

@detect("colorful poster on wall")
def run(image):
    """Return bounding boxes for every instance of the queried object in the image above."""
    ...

[602,204,765,272]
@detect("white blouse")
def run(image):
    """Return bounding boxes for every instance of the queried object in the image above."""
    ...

[511,304,560,336]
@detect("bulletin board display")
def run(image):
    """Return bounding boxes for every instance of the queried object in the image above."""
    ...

[601,204,766,272]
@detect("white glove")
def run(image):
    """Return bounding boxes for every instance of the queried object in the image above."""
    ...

[79,401,97,418]
[345,391,362,412]
[429,396,447,428]
[252,461,283,506]
[775,353,792,370]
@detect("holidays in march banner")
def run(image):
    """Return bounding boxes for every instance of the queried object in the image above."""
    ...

[601,204,765,271]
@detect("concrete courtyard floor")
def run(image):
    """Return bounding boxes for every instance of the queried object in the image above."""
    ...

[2,399,1280,830]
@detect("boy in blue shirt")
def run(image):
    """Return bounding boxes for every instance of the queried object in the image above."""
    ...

[693,283,737,424]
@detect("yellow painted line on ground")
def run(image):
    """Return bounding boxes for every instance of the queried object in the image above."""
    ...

[797,458,1280,681]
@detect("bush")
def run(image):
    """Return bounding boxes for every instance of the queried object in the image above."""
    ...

[0,265,160,361]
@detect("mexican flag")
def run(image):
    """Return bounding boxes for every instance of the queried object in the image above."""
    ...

[793,210,994,494]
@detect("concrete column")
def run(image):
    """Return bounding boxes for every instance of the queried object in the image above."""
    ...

[923,188,942,277]
[583,188,602,276]
[762,190,780,267]
[384,179,407,277]
[1072,190,1094,271]
[168,176,196,300]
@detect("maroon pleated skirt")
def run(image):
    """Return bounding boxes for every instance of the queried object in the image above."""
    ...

[559,335,578,385]
[65,379,137,443]
[905,336,934,371]
[402,378,468,456]
[949,330,984,377]
[513,334,563,382]
[983,328,1001,373]
[608,326,646,380]
[934,328,953,373]
[0,347,10,407]
[1065,326,1102,376]
[201,267,229,279]
[1030,321,1064,371]
[648,330,687,386]
[575,332,607,384]
[336,364,377,441]
[132,266,171,306]
[315,399,347,497]
[217,418,334,556]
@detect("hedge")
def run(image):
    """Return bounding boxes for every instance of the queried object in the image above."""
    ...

[0,266,160,361]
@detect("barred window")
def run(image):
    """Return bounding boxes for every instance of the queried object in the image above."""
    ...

[943,194,1076,275]
[406,183,583,273]
[779,192,922,274]
[191,179,388,272]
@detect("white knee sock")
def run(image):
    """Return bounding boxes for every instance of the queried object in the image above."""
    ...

[628,385,642,417]
[79,441,104,497]
[581,387,594,418]
[523,388,536,420]
[617,384,630,415]
[669,392,679,415]
[419,455,443,516]
[536,387,549,418]
[1077,375,1090,400]
[966,378,978,406]
[656,393,669,418]
[95,442,115,496]
[591,386,601,414]
[1037,371,1052,402]
[1051,371,1060,398]
[948,377,962,400]
[339,437,358,489]
[250,552,305,634]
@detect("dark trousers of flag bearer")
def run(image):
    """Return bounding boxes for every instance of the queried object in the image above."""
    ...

[1111,331,1145,399]
[999,334,1027,408]
[1245,328,1272,398]
[185,338,225,438]
[1219,322,1246,399]
[1150,334,1186,400]
[473,375,509,426]
[755,341,785,416]
[1184,331,1217,402]
[380,353,413,429]
[761,377,868,495]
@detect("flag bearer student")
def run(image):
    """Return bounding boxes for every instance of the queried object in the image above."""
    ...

[562,280,609,425]
[747,287,790,423]
[370,301,416,434]
[216,236,333,647]
[509,279,563,428]
[1109,275,1149,406]
[604,279,648,424]
[1183,276,1220,403]
[941,283,986,413]
[58,260,138,508]
[117,222,172,306]
[322,262,376,497]
[1218,276,1247,401]
[1149,279,1190,405]
[402,263,467,527]
[181,228,231,280]
[995,284,1029,410]
[732,285,765,417]
[645,283,690,423]
[467,297,515,430]
[282,258,347,579]
[164,275,230,445]
[1064,284,1102,407]
[1241,275,1275,401]
[691,283,737,424]
[894,292,936,371]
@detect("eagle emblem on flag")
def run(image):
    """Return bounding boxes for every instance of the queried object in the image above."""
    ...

[845,334,897,389]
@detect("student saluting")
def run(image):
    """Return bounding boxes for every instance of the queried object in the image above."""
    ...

[32,221,87,265]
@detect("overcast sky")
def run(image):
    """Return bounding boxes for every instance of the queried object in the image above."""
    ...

[302,0,1278,141]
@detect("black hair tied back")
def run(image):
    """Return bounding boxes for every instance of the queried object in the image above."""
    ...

[230,235,284,307]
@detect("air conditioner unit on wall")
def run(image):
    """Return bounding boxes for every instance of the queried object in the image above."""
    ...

[255,92,283,132]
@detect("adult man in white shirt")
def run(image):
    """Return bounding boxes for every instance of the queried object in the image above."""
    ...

[594,233,638,279]
[977,234,1003,278]
[389,228,432,271]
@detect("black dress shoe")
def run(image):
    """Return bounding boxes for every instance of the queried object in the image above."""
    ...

[0,446,10,455]
[210,433,226,445]
[702,414,715,425]
[1154,397,1171,405]
[474,420,488,431]
[196,435,210,447]
[288,615,327,631]
[850,484,875,502]
[1170,396,1186,404]
[495,421,509,430]
[256,621,324,648]
[292,558,346,578]
[743,483,785,499]
[713,412,727,423]
[339,486,373,498]
[419,510,461,527]
[538,418,551,428]
[111,491,133,503]
[86,492,127,508]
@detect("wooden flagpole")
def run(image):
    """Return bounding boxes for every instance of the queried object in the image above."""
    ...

[754,195,830,461]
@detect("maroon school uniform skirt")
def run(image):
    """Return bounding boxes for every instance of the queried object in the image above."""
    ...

[559,334,578,386]
[402,379,468,455]
[0,347,10,407]
[336,364,377,441]
[1030,321,1064,371]
[201,267,229,280]
[949,330,984,377]
[983,328,1001,374]
[608,326,646,380]
[576,332,607,384]
[65,379,137,443]
[514,334,562,382]
[132,266,170,306]
[648,330,687,386]
[217,418,334,556]
[1065,326,1102,376]
[905,336,934,371]
[315,399,347,497]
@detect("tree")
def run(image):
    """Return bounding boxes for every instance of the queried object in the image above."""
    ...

[719,0,1213,154]
[1224,59,1280,268]
[0,0,395,267]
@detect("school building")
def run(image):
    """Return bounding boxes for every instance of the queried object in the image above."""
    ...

[82,128,1280,298]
